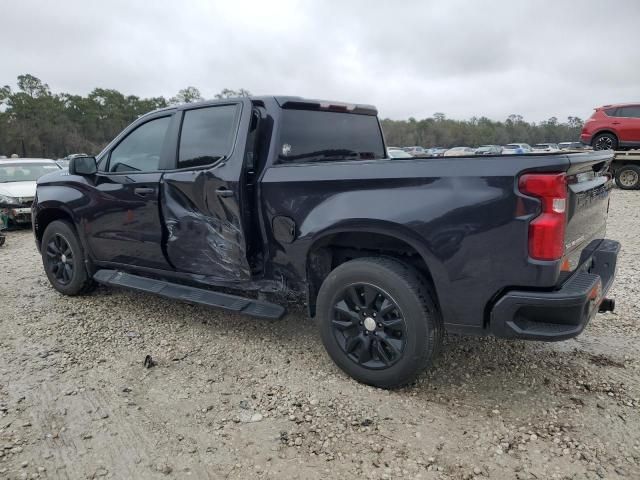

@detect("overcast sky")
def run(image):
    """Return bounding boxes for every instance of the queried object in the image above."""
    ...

[3,0,639,122]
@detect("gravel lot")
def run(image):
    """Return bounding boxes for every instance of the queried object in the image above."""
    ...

[1,189,639,480]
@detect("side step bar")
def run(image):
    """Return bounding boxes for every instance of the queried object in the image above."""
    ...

[93,269,286,320]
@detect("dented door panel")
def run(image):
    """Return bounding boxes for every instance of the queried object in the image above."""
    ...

[161,170,250,280]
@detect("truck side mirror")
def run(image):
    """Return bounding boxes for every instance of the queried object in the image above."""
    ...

[69,156,97,176]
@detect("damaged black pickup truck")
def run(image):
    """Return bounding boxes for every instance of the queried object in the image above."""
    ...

[32,96,620,387]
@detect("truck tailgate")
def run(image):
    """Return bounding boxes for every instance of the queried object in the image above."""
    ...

[561,151,614,282]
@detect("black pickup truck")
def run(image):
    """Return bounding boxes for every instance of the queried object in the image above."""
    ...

[32,96,620,388]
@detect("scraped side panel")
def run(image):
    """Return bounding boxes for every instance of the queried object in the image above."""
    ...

[161,174,251,281]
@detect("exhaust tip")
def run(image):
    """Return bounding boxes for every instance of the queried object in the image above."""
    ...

[598,298,615,313]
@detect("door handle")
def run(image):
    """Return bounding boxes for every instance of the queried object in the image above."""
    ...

[134,187,155,196]
[612,121,621,125]
[216,188,234,198]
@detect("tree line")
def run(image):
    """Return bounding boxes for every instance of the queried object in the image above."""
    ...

[0,74,583,158]
[0,74,249,158]
[380,113,583,148]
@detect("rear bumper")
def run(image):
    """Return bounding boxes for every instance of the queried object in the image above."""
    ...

[490,239,620,341]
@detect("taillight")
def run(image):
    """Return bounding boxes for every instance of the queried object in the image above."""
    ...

[518,173,567,261]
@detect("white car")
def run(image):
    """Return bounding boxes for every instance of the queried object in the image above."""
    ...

[443,147,476,157]
[532,143,560,152]
[502,143,532,155]
[0,159,61,225]
[388,149,413,159]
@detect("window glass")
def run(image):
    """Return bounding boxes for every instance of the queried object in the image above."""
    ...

[618,106,640,118]
[178,105,239,168]
[109,116,171,172]
[0,163,60,183]
[278,110,385,163]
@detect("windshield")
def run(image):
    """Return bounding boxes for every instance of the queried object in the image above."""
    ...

[278,109,385,163]
[0,163,61,183]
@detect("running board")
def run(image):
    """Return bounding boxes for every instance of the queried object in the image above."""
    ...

[93,269,286,320]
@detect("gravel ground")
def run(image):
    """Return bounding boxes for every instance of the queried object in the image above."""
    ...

[0,189,639,480]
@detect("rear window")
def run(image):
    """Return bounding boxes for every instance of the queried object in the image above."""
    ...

[277,110,385,164]
[178,104,240,168]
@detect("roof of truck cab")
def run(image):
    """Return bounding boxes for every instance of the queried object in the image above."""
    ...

[155,96,378,115]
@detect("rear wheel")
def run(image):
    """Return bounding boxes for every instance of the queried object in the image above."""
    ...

[615,165,640,190]
[317,257,443,388]
[592,133,618,151]
[41,220,95,295]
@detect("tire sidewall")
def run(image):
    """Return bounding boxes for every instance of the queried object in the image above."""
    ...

[615,166,640,190]
[318,260,436,387]
[41,220,89,295]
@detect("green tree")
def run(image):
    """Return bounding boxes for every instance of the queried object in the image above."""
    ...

[170,86,203,105]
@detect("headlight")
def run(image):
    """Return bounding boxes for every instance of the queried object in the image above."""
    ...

[0,194,19,206]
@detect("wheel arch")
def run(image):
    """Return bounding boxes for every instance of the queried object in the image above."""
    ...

[34,206,76,249]
[304,222,442,317]
[592,129,619,142]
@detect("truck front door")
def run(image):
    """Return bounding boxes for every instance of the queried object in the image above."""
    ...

[160,101,252,282]
[86,113,174,270]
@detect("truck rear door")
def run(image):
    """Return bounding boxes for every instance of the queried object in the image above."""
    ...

[160,100,253,282]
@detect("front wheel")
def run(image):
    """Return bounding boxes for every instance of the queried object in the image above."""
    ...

[592,133,618,151]
[615,165,640,190]
[317,257,443,388]
[41,220,95,295]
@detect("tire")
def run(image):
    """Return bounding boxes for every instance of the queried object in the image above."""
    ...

[592,132,618,151]
[615,164,640,190]
[317,257,443,388]
[0,235,5,247]
[41,220,96,295]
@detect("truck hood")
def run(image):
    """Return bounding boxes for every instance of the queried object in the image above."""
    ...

[0,181,37,199]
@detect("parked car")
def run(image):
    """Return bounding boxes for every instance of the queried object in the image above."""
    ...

[475,145,502,155]
[403,146,428,157]
[444,147,476,157]
[426,147,448,157]
[387,148,413,159]
[532,143,560,152]
[0,159,61,225]
[502,143,532,154]
[32,96,619,388]
[581,103,640,151]
[558,142,592,151]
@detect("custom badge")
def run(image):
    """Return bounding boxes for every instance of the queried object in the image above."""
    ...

[282,143,292,156]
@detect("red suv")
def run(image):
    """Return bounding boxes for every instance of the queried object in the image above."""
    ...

[581,103,640,150]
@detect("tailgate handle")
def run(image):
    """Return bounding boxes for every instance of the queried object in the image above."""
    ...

[133,187,155,196]
[216,188,234,198]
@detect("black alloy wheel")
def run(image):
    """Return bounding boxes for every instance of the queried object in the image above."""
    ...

[332,283,407,369]
[41,220,95,295]
[45,233,75,285]
[317,257,443,388]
